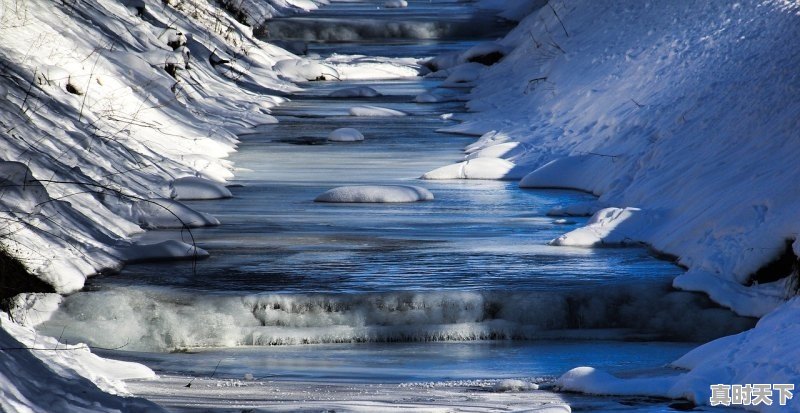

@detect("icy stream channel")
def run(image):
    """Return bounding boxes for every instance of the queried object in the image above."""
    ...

[38,0,753,411]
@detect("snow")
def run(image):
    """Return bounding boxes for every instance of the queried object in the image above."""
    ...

[548,207,647,247]
[349,105,408,117]
[451,0,800,408]
[315,185,433,203]
[129,375,571,412]
[273,58,341,81]
[442,62,485,86]
[327,127,365,142]
[0,313,163,413]
[170,176,233,200]
[421,158,525,181]
[117,239,209,263]
[131,198,220,229]
[328,86,382,98]
[519,155,617,194]
[466,142,529,161]
[492,379,539,392]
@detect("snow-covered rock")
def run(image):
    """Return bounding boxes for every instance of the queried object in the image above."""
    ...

[349,105,407,117]
[421,158,524,180]
[327,128,365,142]
[314,185,434,203]
[383,0,408,8]
[170,176,233,200]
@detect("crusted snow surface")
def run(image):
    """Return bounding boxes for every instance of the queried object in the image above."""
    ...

[453,0,800,408]
[315,185,433,203]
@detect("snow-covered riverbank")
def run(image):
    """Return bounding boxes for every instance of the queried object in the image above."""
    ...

[424,0,800,410]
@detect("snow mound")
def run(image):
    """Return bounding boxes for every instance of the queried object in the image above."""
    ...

[558,367,672,397]
[118,240,209,263]
[0,314,163,413]
[383,0,408,8]
[421,158,524,180]
[460,41,511,66]
[132,198,220,229]
[327,128,365,142]
[442,62,485,86]
[549,207,646,247]
[492,379,539,392]
[519,155,617,194]
[273,59,340,81]
[328,86,382,98]
[349,105,407,117]
[314,185,434,203]
[170,176,232,200]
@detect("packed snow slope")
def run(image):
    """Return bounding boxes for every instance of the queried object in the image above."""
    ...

[0,0,323,410]
[435,0,800,410]
[446,0,800,317]
[0,0,312,296]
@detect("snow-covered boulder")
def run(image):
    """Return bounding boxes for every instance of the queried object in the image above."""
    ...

[132,198,220,229]
[314,185,433,203]
[383,0,408,8]
[549,207,646,247]
[349,105,407,117]
[421,158,525,180]
[327,127,365,142]
[328,86,382,98]
[170,176,232,200]
[273,59,340,81]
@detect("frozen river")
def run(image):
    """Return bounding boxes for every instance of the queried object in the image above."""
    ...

[38,0,753,411]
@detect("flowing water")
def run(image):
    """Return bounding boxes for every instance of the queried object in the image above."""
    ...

[37,0,754,410]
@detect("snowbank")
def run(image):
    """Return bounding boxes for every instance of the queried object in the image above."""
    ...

[457,0,800,408]
[327,128,365,142]
[349,105,407,117]
[0,0,307,408]
[462,0,800,308]
[0,313,163,413]
[421,158,525,180]
[315,185,433,203]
